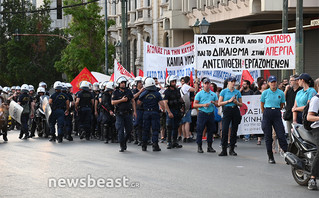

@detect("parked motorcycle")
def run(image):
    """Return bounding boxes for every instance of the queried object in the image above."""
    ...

[284,123,317,186]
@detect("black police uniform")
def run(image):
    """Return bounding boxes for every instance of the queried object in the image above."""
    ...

[132,88,144,144]
[18,93,33,139]
[163,87,183,149]
[100,91,116,143]
[49,91,68,142]
[112,87,134,152]
[63,91,74,141]
[77,90,94,140]
[138,88,162,151]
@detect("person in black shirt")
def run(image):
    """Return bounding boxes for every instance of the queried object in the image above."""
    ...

[100,82,116,143]
[132,76,144,145]
[112,76,137,152]
[18,84,35,140]
[240,80,254,96]
[283,74,302,141]
[75,81,94,140]
[163,75,184,149]
[62,83,74,141]
[49,82,70,143]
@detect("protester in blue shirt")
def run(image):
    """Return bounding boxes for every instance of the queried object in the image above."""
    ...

[292,73,316,124]
[218,76,242,156]
[193,77,218,153]
[260,76,288,164]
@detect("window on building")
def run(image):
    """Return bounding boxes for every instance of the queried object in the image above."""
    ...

[57,0,62,19]
[146,36,150,43]
[148,0,151,7]
[135,0,137,9]
[164,32,169,47]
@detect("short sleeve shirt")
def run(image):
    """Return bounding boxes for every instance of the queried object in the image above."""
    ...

[308,94,319,113]
[260,88,285,108]
[220,88,242,107]
[180,84,191,98]
[112,88,134,113]
[194,90,218,113]
[295,87,317,107]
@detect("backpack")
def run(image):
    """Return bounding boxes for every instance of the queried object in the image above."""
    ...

[21,98,31,114]
[302,94,319,130]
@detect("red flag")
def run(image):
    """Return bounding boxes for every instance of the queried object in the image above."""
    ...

[190,71,194,87]
[138,69,144,77]
[179,41,191,47]
[264,70,271,80]
[165,68,168,80]
[130,72,135,78]
[240,70,254,87]
[70,67,98,93]
[110,73,114,82]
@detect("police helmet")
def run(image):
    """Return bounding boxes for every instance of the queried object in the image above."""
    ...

[93,82,100,91]
[134,76,143,83]
[105,82,114,91]
[166,75,178,86]
[39,82,47,88]
[53,81,62,90]
[61,82,67,91]
[116,76,128,87]
[16,86,21,90]
[21,84,29,93]
[37,87,45,94]
[80,81,90,91]
[66,83,73,89]
[99,81,107,91]
[144,78,157,91]
[29,85,35,91]
[11,86,16,90]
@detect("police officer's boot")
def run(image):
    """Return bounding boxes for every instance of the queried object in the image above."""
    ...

[207,142,216,153]
[268,152,276,164]
[23,132,29,140]
[172,141,183,148]
[152,142,161,152]
[3,132,8,142]
[167,142,172,149]
[219,147,228,156]
[142,142,147,151]
[49,134,56,142]
[197,143,204,153]
[229,147,237,156]
[119,142,125,152]
[18,131,23,139]
[58,135,63,143]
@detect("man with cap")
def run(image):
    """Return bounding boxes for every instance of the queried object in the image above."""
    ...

[193,77,218,153]
[260,75,288,164]
[138,78,164,151]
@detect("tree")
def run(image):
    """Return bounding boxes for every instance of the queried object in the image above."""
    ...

[0,0,66,87]
[55,0,115,80]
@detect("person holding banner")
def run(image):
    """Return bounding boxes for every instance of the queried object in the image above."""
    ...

[218,76,242,156]
[193,77,218,153]
[17,84,35,140]
[260,76,288,164]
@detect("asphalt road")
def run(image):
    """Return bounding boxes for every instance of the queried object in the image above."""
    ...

[0,130,318,198]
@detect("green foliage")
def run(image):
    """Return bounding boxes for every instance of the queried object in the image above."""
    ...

[55,0,115,80]
[0,0,65,87]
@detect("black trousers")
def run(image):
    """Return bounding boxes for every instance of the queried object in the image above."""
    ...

[311,131,319,177]
[221,106,241,148]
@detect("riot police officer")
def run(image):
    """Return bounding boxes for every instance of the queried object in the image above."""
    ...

[112,76,137,152]
[49,81,70,143]
[0,87,9,141]
[100,82,116,143]
[18,84,35,140]
[75,81,94,140]
[132,76,144,145]
[62,83,74,141]
[138,78,164,151]
[261,76,288,164]
[163,75,184,149]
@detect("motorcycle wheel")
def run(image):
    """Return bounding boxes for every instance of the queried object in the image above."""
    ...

[291,167,310,186]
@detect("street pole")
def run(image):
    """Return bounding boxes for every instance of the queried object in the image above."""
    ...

[281,0,288,80]
[121,0,127,70]
[296,0,304,75]
[105,0,108,75]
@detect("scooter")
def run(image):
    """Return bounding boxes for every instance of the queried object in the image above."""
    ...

[284,123,317,186]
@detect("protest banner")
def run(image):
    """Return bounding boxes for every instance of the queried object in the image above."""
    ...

[143,42,260,86]
[237,95,288,135]
[195,34,295,71]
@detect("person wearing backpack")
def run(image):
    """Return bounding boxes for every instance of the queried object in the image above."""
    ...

[292,73,316,124]
[18,84,35,140]
[304,78,319,190]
